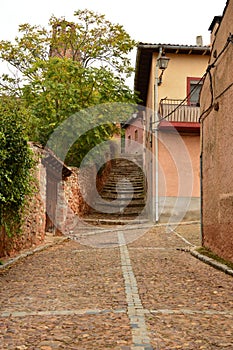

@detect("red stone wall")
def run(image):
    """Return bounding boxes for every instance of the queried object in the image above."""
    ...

[0,147,112,257]
[0,158,46,258]
[57,160,112,234]
[200,0,233,262]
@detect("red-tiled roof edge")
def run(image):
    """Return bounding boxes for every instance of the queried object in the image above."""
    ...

[138,42,210,48]
[137,43,211,52]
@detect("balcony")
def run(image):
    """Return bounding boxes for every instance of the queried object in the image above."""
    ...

[158,99,200,133]
[159,98,200,122]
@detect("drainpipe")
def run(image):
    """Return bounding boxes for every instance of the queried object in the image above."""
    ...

[200,120,204,245]
[152,47,162,223]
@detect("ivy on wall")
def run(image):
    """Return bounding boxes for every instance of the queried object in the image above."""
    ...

[0,112,34,235]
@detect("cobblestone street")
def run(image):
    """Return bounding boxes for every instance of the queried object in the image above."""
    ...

[0,222,233,349]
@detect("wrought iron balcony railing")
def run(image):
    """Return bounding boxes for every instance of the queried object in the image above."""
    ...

[159,99,200,123]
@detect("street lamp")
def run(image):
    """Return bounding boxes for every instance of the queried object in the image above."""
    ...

[158,54,170,70]
[152,48,170,223]
[158,54,170,85]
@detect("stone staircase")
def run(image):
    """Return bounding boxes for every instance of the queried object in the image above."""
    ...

[83,154,147,225]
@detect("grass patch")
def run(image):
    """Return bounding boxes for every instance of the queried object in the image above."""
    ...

[197,247,233,270]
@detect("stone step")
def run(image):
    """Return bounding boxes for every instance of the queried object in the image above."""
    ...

[114,155,143,163]
[91,205,144,216]
[81,218,149,226]
[94,199,145,208]
[104,179,144,184]
[98,194,145,200]
[105,174,144,179]
[103,180,144,186]
[100,193,145,200]
[102,186,144,192]
[106,176,143,181]
[84,154,146,224]
[81,215,150,226]
[103,179,143,183]
[110,167,143,171]
[100,192,144,198]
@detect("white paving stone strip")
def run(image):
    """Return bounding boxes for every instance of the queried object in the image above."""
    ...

[128,247,177,251]
[0,308,126,318]
[148,309,233,316]
[118,231,153,350]
[74,223,152,237]
[167,225,195,246]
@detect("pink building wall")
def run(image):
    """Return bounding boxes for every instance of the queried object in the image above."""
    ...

[124,117,144,154]
[158,133,200,197]
[124,115,201,221]
[157,131,200,221]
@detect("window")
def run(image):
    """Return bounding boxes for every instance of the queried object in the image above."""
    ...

[128,135,131,145]
[134,130,138,141]
[187,77,203,106]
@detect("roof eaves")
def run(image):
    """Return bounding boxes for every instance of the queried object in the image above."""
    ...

[134,43,210,106]
[208,16,223,32]
[137,43,211,54]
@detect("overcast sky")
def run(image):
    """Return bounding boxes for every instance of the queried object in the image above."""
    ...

[0,0,227,87]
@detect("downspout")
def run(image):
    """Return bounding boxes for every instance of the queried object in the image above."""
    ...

[200,119,204,245]
[142,110,147,218]
[153,47,162,223]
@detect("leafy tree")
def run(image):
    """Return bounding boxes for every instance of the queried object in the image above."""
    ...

[0,9,138,166]
[49,10,135,76]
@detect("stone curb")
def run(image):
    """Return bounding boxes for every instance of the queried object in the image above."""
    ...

[161,220,200,227]
[0,236,69,271]
[82,218,149,225]
[190,247,233,277]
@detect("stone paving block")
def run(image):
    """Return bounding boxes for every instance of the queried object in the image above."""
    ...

[146,313,233,349]
[129,249,233,312]
[1,222,233,349]
[0,313,132,349]
[0,241,127,313]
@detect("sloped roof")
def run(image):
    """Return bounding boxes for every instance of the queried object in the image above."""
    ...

[42,149,72,180]
[134,43,211,106]
[208,16,222,32]
[31,142,72,180]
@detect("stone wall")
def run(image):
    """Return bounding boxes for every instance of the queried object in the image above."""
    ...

[200,0,233,263]
[0,157,46,258]
[56,160,112,234]
[0,146,112,258]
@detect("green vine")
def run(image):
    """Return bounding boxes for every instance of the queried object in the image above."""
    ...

[0,111,35,236]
